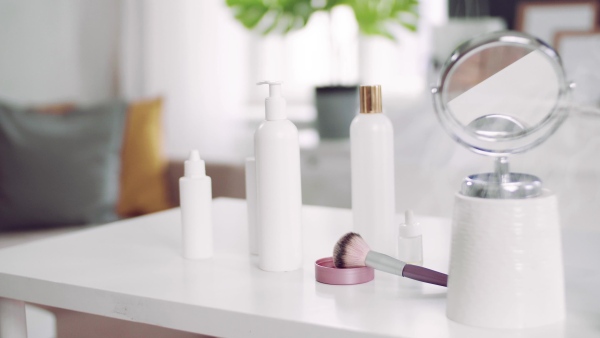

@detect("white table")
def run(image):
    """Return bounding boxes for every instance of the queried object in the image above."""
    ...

[0,198,598,337]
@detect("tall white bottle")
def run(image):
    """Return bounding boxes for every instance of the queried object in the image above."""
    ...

[255,81,303,272]
[350,85,396,257]
[179,150,213,259]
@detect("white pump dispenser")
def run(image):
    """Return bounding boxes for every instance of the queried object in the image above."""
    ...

[254,81,303,272]
[257,81,286,120]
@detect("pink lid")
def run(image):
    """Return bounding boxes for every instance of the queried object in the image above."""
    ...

[315,257,374,285]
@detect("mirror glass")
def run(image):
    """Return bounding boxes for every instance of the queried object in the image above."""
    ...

[444,45,559,137]
[434,32,571,156]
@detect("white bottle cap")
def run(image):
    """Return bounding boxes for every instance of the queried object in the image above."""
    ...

[184,149,206,177]
[257,80,286,121]
[399,210,422,237]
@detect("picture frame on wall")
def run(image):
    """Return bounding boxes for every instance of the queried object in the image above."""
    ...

[516,1,599,46]
[555,30,600,108]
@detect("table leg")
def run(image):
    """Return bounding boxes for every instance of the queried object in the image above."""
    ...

[0,297,27,338]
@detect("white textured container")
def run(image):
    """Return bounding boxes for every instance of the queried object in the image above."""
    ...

[179,150,213,259]
[255,82,302,272]
[446,190,565,328]
[350,85,396,257]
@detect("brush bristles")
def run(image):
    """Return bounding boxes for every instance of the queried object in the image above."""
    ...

[333,232,371,268]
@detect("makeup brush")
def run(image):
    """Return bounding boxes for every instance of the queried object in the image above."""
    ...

[333,232,448,287]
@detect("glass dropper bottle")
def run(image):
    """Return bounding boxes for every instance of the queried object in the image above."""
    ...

[397,210,423,266]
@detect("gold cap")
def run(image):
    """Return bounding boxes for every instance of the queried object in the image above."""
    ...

[359,85,382,114]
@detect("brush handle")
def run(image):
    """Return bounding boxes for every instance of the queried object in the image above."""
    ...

[365,251,448,287]
[365,251,406,276]
[402,264,448,287]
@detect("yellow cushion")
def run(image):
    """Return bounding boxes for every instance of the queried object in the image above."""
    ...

[116,98,171,217]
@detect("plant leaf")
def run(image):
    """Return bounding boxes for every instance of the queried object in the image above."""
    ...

[224,0,420,39]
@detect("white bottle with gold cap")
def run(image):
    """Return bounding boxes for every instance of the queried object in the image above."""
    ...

[350,85,396,256]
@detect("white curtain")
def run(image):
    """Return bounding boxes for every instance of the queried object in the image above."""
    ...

[120,0,251,160]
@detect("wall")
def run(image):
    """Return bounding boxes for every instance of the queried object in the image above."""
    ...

[0,0,119,105]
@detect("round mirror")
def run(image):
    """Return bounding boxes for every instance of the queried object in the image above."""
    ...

[433,31,572,156]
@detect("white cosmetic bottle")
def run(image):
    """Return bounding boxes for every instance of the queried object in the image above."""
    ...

[255,81,302,272]
[245,157,258,255]
[397,210,423,266]
[179,150,213,259]
[350,85,396,257]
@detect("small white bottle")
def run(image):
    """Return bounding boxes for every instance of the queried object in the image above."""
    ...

[398,210,423,266]
[255,81,303,272]
[179,150,213,259]
[398,210,423,288]
[350,85,396,256]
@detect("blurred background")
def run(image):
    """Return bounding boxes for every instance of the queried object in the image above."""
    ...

[1,0,600,229]
[1,0,600,336]
[0,0,600,226]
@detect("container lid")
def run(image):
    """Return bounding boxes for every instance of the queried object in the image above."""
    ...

[359,85,382,114]
[184,150,206,177]
[315,257,374,285]
[461,172,543,199]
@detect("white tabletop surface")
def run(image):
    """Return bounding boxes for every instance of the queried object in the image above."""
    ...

[0,198,598,338]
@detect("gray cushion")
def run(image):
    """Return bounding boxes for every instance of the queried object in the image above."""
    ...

[0,101,127,230]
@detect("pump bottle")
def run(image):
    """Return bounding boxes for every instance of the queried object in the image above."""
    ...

[350,85,396,256]
[179,150,213,259]
[255,81,303,272]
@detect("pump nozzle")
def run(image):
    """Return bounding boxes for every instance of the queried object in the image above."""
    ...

[257,80,286,121]
[257,81,282,97]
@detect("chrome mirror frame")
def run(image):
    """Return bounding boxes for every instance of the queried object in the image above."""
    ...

[431,31,573,157]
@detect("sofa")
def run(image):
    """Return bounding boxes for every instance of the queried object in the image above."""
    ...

[0,160,245,250]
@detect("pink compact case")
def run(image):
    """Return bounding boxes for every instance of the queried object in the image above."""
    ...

[315,257,374,285]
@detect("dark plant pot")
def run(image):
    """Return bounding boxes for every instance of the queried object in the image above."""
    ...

[315,85,359,139]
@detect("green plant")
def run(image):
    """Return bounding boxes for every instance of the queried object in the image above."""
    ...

[225,0,418,40]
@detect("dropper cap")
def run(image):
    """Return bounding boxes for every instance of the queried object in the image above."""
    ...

[399,210,422,237]
[257,81,286,121]
[360,85,382,114]
[184,150,206,177]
